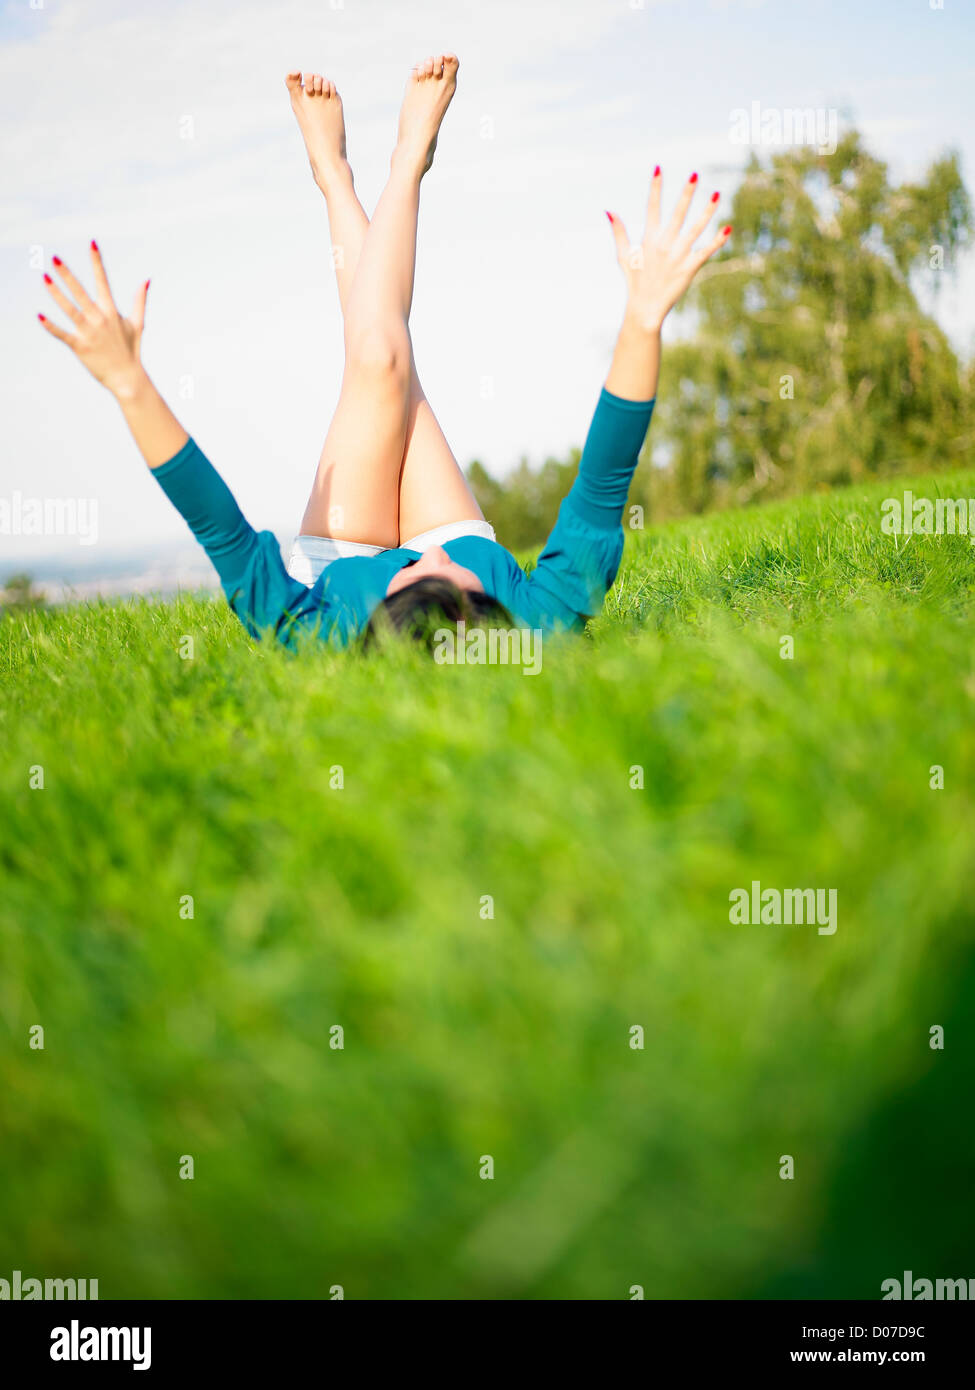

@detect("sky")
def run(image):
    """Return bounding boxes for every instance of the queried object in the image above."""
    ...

[1,0,974,571]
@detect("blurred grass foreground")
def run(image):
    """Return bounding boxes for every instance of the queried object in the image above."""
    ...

[1,466,974,1299]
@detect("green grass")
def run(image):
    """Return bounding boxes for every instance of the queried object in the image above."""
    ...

[2,467,974,1300]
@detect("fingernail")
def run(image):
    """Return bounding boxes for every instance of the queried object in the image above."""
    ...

[723,225,733,235]
[43,273,52,284]
[689,172,698,184]
[52,255,62,266]
[38,313,46,321]
[653,165,661,178]
[90,239,98,252]
[711,191,720,203]
[605,210,614,224]
[145,279,151,290]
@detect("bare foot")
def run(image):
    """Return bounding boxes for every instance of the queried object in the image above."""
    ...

[285,70,351,190]
[394,54,459,178]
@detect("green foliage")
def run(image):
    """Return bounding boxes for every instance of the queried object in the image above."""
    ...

[642,133,973,517]
[0,572,46,615]
[2,467,974,1298]
[469,130,974,549]
[468,453,578,552]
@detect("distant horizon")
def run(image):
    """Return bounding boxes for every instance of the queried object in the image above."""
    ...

[3,0,974,568]
[0,530,287,586]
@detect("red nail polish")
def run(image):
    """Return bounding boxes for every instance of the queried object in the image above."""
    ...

[38,313,46,321]
[145,279,151,290]
[653,165,661,177]
[43,273,52,283]
[711,191,720,203]
[52,255,62,266]
[91,239,98,251]
[723,225,733,235]
[605,210,614,224]
[689,172,698,184]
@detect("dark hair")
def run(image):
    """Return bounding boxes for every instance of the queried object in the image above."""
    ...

[363,575,513,650]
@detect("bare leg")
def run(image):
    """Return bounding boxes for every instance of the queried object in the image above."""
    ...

[286,61,483,545]
[398,367,485,541]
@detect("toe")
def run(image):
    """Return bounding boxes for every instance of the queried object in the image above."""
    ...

[314,74,325,95]
[303,71,314,92]
[423,56,435,77]
[285,70,302,92]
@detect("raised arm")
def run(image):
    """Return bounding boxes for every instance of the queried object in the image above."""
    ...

[36,244,317,644]
[525,169,731,624]
[604,167,731,400]
[37,244,266,603]
[38,243,188,466]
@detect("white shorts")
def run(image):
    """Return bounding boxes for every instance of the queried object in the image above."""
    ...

[286,519,497,587]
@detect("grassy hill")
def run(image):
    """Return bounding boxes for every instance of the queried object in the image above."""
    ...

[2,467,974,1299]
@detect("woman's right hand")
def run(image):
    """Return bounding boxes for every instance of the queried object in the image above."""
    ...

[606,168,731,333]
[38,242,150,399]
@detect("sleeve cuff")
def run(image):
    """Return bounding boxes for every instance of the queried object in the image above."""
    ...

[150,436,198,478]
[599,386,656,410]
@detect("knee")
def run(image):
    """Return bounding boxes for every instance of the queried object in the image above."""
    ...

[345,323,411,387]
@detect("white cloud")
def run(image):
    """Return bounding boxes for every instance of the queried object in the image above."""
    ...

[2,0,973,565]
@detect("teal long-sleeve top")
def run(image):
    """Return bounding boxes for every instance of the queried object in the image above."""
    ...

[150,387,655,647]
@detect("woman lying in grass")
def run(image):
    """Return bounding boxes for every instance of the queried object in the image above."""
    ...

[38,54,730,648]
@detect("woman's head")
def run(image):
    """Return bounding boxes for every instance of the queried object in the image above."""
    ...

[384,544,482,598]
[364,567,513,648]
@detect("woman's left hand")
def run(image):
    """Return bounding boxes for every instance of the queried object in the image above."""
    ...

[38,242,150,399]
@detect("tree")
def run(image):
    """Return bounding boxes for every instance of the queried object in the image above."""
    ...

[0,573,46,614]
[467,452,579,553]
[637,130,973,518]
